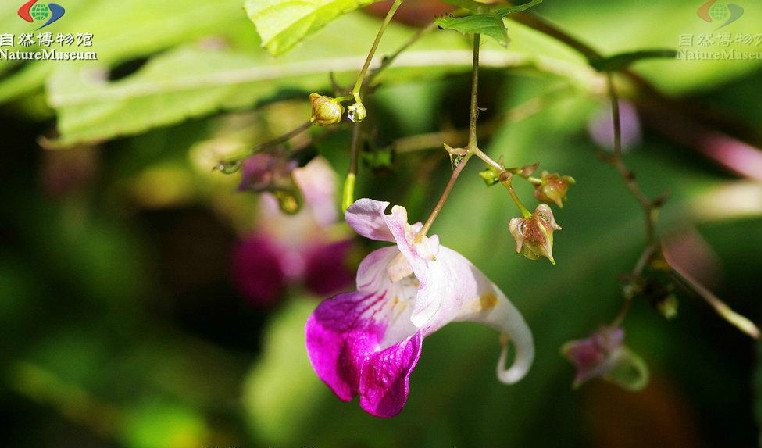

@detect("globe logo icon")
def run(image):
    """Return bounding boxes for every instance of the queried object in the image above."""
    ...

[708,3,729,21]
[17,0,66,29]
[696,0,744,29]
[29,2,50,21]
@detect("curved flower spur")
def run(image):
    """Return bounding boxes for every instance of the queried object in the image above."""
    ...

[306,199,534,417]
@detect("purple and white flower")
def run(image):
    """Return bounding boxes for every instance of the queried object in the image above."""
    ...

[306,199,534,417]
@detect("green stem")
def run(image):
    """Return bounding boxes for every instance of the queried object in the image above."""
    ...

[611,244,656,327]
[417,153,472,239]
[467,33,481,149]
[670,263,760,339]
[368,21,436,88]
[471,145,502,171]
[605,72,656,244]
[415,34,481,240]
[218,120,312,166]
[471,145,532,217]
[342,124,362,211]
[608,72,623,160]
[352,0,404,96]
[501,178,531,218]
[393,83,568,154]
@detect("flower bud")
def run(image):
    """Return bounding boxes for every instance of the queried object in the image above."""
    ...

[479,166,501,186]
[309,93,344,126]
[517,163,539,178]
[508,204,561,264]
[347,102,367,123]
[533,171,575,208]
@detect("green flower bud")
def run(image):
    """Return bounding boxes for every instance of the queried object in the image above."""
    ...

[309,93,344,126]
[479,167,501,186]
[533,171,575,208]
[347,102,367,123]
[508,204,562,264]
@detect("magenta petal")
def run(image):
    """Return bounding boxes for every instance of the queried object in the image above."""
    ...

[305,291,387,401]
[231,234,287,306]
[359,331,422,418]
[345,199,395,242]
[303,239,354,296]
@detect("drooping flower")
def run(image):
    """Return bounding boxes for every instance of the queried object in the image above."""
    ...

[508,204,562,264]
[561,326,649,390]
[533,171,575,208]
[231,157,354,306]
[306,199,534,418]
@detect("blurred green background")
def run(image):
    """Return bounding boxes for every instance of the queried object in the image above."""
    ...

[1,0,760,446]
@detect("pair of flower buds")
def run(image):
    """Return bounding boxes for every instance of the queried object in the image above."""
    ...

[310,93,367,125]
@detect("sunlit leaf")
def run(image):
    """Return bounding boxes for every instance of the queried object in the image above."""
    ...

[435,14,509,47]
[0,0,250,103]
[245,0,382,55]
[493,0,543,17]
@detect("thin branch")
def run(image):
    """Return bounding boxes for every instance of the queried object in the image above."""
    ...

[502,177,532,218]
[394,83,568,154]
[611,244,657,327]
[605,72,658,245]
[367,21,437,88]
[471,145,503,172]
[417,154,471,239]
[468,33,481,149]
[416,34,481,240]
[671,263,760,339]
[217,120,313,167]
[342,124,362,211]
[349,124,361,177]
[256,120,313,152]
[352,0,404,96]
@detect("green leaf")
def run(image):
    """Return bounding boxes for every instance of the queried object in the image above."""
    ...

[589,49,678,72]
[438,0,484,12]
[46,15,598,146]
[48,47,294,145]
[245,0,382,55]
[493,0,543,17]
[435,14,509,47]
[0,0,251,103]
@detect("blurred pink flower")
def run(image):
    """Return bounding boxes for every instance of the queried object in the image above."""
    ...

[588,100,642,151]
[231,157,354,306]
[562,326,648,390]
